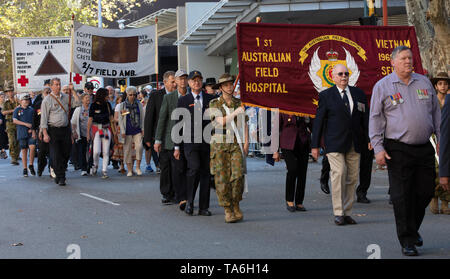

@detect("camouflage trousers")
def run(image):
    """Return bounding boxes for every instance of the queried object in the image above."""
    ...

[6,125,19,161]
[210,143,244,207]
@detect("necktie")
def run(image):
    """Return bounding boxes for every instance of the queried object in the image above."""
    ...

[342,90,350,113]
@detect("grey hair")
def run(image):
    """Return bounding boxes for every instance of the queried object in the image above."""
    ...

[80,93,90,99]
[50,77,61,86]
[391,46,411,60]
[126,86,137,94]
[106,85,114,90]
[163,71,175,81]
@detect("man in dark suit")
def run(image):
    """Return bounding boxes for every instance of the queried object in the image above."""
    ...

[154,69,189,211]
[440,94,450,193]
[311,64,369,226]
[144,71,176,204]
[174,70,217,216]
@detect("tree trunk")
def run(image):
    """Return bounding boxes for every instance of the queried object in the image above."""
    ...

[405,0,450,76]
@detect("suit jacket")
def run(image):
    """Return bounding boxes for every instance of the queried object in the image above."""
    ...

[440,94,450,177]
[175,89,217,147]
[155,91,180,150]
[311,85,369,154]
[144,88,166,145]
[279,113,312,150]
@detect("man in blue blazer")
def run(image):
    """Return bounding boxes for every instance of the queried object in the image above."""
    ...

[440,94,450,192]
[311,64,369,226]
[174,70,218,216]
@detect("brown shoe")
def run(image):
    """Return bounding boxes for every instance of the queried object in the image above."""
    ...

[232,201,243,221]
[430,198,440,214]
[224,207,238,223]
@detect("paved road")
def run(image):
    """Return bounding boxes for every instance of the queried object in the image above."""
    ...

[0,155,449,259]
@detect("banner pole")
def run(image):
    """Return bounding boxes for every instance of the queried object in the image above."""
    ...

[10,37,17,92]
[69,14,75,114]
[155,17,159,90]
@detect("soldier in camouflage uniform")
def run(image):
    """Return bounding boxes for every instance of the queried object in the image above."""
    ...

[1,81,20,165]
[209,74,249,223]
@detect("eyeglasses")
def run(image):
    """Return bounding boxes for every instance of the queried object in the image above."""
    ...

[337,72,349,77]
[128,94,137,96]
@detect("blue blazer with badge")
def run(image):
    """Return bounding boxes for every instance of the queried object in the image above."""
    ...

[440,94,450,177]
[175,89,217,147]
[311,85,369,154]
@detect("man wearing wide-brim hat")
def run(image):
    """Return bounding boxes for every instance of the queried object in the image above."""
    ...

[209,73,249,223]
[431,72,449,108]
[1,80,20,165]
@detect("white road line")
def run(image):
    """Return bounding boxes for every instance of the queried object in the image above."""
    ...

[80,193,120,206]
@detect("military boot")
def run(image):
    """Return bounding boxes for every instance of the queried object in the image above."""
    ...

[429,198,439,214]
[232,201,243,222]
[224,207,237,223]
[440,200,450,215]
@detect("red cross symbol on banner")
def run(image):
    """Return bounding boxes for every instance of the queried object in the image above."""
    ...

[73,73,82,84]
[17,75,29,87]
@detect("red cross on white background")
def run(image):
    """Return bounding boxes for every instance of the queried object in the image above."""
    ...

[73,73,82,84]
[17,75,29,87]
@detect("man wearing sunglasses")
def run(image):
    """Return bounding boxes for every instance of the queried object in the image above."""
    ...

[311,64,369,227]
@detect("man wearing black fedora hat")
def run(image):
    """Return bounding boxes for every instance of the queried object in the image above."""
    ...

[204,77,217,96]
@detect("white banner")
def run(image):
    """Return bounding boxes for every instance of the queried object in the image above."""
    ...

[72,22,156,78]
[11,37,85,93]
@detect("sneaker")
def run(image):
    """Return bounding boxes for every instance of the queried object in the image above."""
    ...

[101,171,108,179]
[156,167,161,174]
[91,166,97,176]
[28,165,36,176]
[146,165,154,172]
[50,167,56,178]
[81,171,88,176]
[136,168,142,176]
[127,171,133,177]
[23,168,28,177]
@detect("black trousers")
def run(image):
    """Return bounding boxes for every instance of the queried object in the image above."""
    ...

[282,140,309,205]
[171,146,187,202]
[37,138,50,173]
[320,155,330,184]
[184,143,211,210]
[159,149,174,199]
[356,147,374,198]
[76,137,88,172]
[385,139,435,248]
[48,126,71,180]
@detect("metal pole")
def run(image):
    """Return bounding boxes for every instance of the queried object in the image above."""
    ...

[382,0,388,26]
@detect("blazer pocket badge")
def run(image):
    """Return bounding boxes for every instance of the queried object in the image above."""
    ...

[189,103,195,107]
[357,102,365,112]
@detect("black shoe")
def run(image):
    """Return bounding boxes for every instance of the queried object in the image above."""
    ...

[334,216,346,226]
[28,165,36,176]
[296,205,307,212]
[198,209,212,216]
[402,245,418,256]
[23,169,28,177]
[59,178,66,186]
[357,196,371,203]
[320,182,330,194]
[415,235,423,247]
[389,198,393,205]
[37,168,43,177]
[185,203,194,215]
[161,197,175,205]
[54,177,60,184]
[344,216,357,225]
[286,202,296,212]
[11,161,19,166]
[179,201,187,211]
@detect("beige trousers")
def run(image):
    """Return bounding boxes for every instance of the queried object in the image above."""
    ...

[326,145,360,216]
[124,133,143,165]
